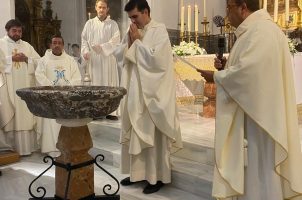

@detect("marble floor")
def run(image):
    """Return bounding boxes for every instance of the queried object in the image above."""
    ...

[0,105,301,200]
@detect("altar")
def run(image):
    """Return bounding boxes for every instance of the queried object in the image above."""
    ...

[174,54,217,117]
[175,53,302,119]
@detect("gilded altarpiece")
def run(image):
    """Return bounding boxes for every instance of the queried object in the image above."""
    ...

[15,0,61,56]
[267,0,302,29]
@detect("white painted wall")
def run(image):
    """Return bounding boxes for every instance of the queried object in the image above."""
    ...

[45,0,86,54]
[149,0,226,34]
[46,0,226,47]
[0,0,15,37]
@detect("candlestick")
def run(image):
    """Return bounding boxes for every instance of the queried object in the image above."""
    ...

[273,0,278,23]
[263,0,267,10]
[88,12,91,20]
[203,0,206,18]
[201,17,209,36]
[195,31,198,44]
[181,6,185,33]
[195,5,198,32]
[188,5,191,32]
[285,0,289,23]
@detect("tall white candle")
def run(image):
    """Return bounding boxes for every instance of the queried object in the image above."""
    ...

[181,6,185,32]
[195,5,198,32]
[273,0,278,22]
[263,0,267,10]
[203,0,206,18]
[188,5,191,32]
[88,12,91,19]
[285,0,289,22]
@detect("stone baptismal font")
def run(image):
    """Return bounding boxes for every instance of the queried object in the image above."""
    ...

[16,85,126,200]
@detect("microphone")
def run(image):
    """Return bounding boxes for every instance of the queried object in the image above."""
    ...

[217,36,225,61]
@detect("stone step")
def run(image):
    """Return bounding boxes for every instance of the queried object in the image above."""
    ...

[89,122,213,199]
[89,135,214,198]
[88,105,215,198]
[88,117,215,166]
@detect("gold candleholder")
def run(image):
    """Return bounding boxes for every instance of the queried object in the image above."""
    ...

[195,31,198,44]
[180,31,184,42]
[188,31,191,42]
[201,17,209,36]
[178,22,186,42]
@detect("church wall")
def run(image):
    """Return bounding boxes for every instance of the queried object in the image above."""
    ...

[44,0,86,54]
[45,0,226,53]
[150,0,226,35]
[0,0,15,37]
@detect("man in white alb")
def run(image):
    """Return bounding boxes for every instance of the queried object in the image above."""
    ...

[81,0,120,120]
[0,19,40,155]
[198,0,302,199]
[114,0,182,194]
[0,48,14,152]
[35,34,81,156]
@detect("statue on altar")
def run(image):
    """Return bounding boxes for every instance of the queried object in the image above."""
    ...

[43,0,53,20]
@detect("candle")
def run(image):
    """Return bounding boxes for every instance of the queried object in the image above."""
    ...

[263,0,267,10]
[181,6,185,32]
[285,0,289,22]
[195,5,198,32]
[188,5,191,32]
[273,0,278,22]
[88,12,91,19]
[203,0,206,18]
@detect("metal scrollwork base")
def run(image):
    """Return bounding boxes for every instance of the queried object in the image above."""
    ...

[28,154,120,200]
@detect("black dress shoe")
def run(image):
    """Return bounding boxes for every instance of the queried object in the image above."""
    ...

[106,115,118,121]
[143,181,164,194]
[120,177,146,186]
[120,177,136,186]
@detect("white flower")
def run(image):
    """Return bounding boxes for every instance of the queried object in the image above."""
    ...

[172,41,207,56]
[287,37,298,54]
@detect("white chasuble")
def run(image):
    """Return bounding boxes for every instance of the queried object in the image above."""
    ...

[212,10,302,199]
[114,20,183,184]
[0,36,40,155]
[81,16,120,87]
[35,50,82,154]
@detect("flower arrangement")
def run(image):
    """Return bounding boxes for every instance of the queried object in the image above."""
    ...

[172,41,207,56]
[288,37,298,54]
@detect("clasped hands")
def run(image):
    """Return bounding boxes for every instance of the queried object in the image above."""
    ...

[128,23,141,47]
[196,56,226,83]
[12,53,28,63]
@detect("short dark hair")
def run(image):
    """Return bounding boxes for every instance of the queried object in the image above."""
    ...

[96,0,109,7]
[124,0,150,16]
[71,43,80,48]
[234,0,259,12]
[51,34,64,44]
[5,19,23,31]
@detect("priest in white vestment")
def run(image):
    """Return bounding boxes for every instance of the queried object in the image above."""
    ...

[0,19,40,155]
[114,0,182,194]
[35,35,82,156]
[81,0,120,120]
[0,49,14,151]
[198,1,302,199]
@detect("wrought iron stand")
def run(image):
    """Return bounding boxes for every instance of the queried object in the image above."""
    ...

[28,124,119,200]
[28,154,120,200]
